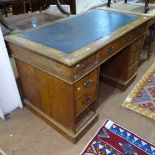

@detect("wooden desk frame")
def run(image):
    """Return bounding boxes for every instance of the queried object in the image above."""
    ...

[5,10,149,143]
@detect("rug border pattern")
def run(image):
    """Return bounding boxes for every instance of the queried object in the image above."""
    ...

[122,63,155,120]
[80,120,155,155]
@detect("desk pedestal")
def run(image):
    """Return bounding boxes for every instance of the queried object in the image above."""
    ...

[100,35,145,90]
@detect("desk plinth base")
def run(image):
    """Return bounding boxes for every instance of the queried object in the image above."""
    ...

[100,73,137,90]
[24,99,98,143]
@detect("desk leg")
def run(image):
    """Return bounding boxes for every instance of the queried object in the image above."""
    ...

[107,0,111,7]
[4,7,8,17]
[144,0,150,13]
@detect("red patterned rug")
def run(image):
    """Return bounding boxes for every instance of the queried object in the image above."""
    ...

[80,120,155,155]
[122,63,155,120]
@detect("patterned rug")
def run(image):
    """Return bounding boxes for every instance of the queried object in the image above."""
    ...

[80,120,155,155]
[122,63,155,120]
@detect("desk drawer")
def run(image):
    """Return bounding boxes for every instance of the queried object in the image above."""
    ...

[100,33,133,62]
[129,36,145,66]
[100,41,121,62]
[73,53,99,80]
[75,87,96,115]
[134,24,146,38]
[124,24,146,42]
[74,69,98,97]
[100,24,146,63]
[128,63,138,79]
[129,43,140,66]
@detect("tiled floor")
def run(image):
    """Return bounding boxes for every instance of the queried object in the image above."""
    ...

[0,52,155,155]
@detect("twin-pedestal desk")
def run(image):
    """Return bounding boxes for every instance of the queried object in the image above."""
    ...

[5,9,150,143]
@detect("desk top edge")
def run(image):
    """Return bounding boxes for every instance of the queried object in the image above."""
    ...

[5,9,150,66]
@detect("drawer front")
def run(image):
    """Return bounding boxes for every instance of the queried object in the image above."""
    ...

[129,42,139,66]
[100,32,134,63]
[100,38,124,62]
[128,63,138,79]
[75,87,96,115]
[129,36,145,66]
[73,53,99,80]
[134,24,146,38]
[100,24,146,63]
[74,69,98,97]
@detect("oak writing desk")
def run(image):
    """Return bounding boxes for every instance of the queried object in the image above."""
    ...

[5,9,149,143]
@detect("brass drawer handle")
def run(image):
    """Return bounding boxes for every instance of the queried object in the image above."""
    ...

[75,61,87,69]
[107,46,114,53]
[83,95,92,104]
[74,61,88,79]
[84,79,93,88]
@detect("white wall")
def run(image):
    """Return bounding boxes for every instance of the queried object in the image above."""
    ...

[0,28,22,120]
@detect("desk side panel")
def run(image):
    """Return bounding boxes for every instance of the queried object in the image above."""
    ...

[16,60,75,131]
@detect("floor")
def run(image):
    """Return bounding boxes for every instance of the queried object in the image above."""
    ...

[75,0,155,14]
[0,49,155,155]
[100,1,155,15]
[76,0,107,13]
